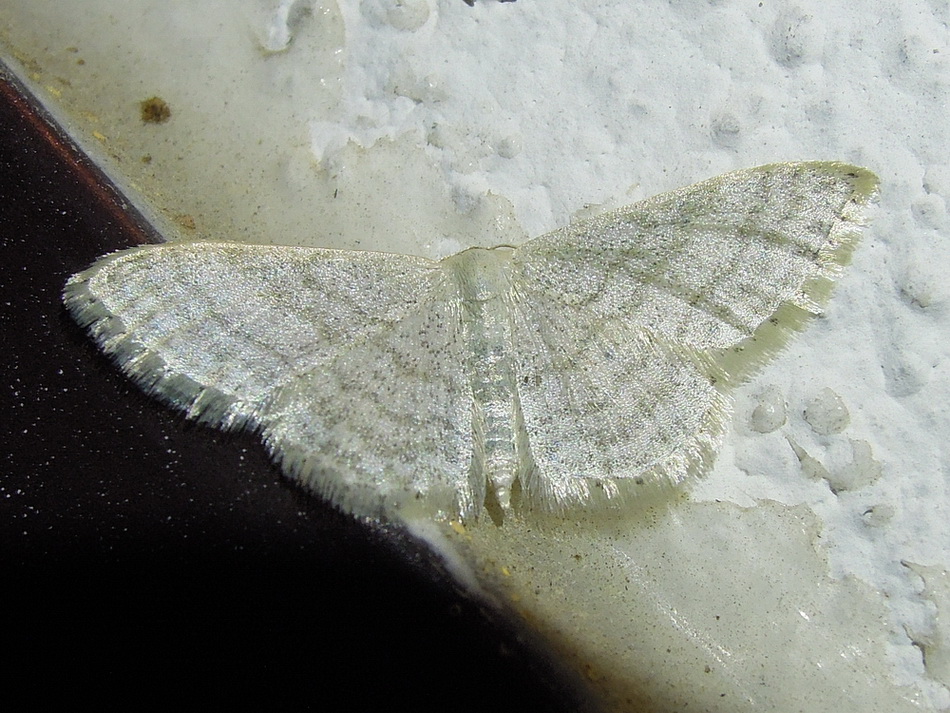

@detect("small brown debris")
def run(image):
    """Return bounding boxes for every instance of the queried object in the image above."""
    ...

[140,96,171,123]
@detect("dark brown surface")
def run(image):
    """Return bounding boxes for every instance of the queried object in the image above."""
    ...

[0,63,595,712]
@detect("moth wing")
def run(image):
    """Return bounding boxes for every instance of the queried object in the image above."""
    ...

[508,162,877,508]
[65,241,476,518]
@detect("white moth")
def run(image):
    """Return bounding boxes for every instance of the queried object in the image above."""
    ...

[64,162,877,522]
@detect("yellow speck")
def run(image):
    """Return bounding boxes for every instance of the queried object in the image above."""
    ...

[45,85,62,98]
[449,520,466,535]
[501,566,511,576]
[92,131,107,142]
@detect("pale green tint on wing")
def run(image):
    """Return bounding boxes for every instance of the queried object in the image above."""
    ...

[513,163,877,350]
[509,163,877,509]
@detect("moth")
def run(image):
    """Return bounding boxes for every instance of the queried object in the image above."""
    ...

[64,162,877,522]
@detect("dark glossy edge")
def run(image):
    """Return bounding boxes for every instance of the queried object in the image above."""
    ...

[0,61,159,247]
